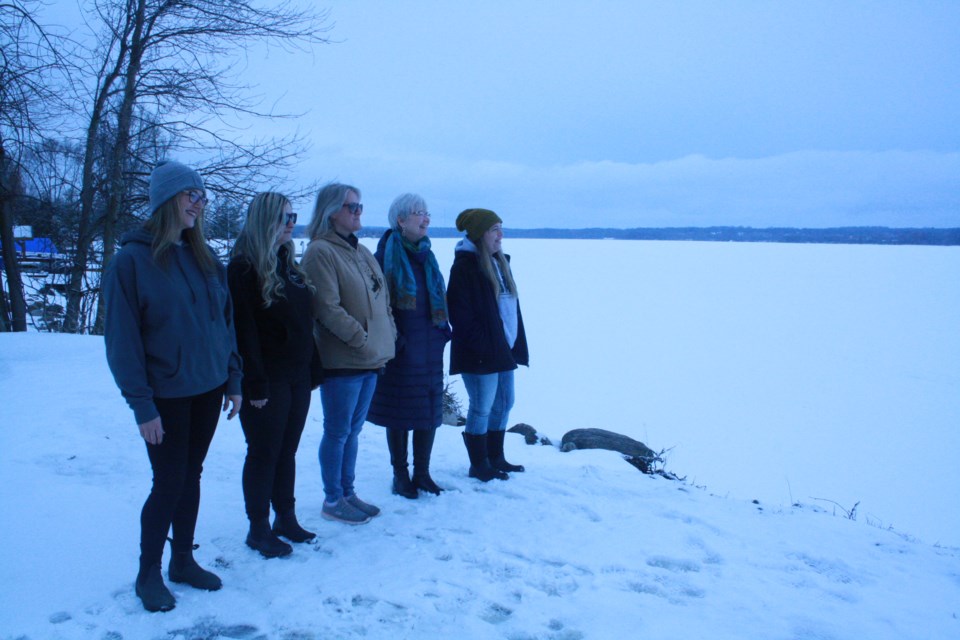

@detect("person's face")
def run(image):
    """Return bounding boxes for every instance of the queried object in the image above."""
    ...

[276,202,296,247]
[177,189,207,232]
[398,208,430,242]
[482,222,503,254]
[330,190,363,235]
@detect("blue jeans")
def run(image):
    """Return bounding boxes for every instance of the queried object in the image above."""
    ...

[319,372,378,504]
[461,370,515,435]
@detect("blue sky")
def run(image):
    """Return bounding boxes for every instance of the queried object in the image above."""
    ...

[48,0,960,228]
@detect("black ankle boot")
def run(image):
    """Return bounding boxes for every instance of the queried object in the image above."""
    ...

[247,518,293,558]
[387,428,418,499]
[412,473,443,495]
[273,509,316,543]
[462,432,508,482]
[168,547,223,591]
[393,470,419,499]
[412,428,444,495]
[487,429,525,472]
[135,561,176,612]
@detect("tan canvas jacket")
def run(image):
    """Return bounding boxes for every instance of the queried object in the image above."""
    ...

[302,230,397,370]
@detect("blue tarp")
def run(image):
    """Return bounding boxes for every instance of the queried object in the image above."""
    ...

[23,237,59,254]
[0,237,60,255]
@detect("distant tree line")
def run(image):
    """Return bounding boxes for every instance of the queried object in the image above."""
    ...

[357,226,960,246]
[1,0,329,334]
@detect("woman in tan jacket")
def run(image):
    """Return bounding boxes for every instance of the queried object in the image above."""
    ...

[302,183,396,525]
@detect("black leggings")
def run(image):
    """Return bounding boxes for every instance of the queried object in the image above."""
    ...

[140,385,223,567]
[239,378,311,521]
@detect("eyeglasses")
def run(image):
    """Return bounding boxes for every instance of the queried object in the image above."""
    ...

[184,190,208,206]
[410,210,430,218]
[342,202,363,215]
[282,212,298,225]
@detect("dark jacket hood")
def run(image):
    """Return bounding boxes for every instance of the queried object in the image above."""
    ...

[120,228,154,247]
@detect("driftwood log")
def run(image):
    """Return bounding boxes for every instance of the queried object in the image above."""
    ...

[507,425,681,479]
[507,423,552,446]
[560,428,662,474]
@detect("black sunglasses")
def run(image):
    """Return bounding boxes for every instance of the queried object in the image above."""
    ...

[343,202,364,214]
[281,212,298,225]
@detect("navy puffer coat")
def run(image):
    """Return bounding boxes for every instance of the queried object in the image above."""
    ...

[367,230,451,430]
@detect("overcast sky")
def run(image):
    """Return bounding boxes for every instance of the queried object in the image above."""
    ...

[52,1,960,229]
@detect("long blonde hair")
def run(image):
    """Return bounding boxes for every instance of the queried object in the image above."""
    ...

[232,192,313,307]
[143,195,218,274]
[478,240,517,298]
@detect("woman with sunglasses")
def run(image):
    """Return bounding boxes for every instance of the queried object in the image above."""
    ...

[104,160,242,612]
[228,193,322,558]
[447,208,529,482]
[302,183,396,525]
[367,194,451,499]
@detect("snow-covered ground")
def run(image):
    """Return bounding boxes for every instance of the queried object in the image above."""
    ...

[1,239,958,639]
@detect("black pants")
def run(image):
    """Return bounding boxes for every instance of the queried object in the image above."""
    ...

[141,385,223,567]
[239,378,311,521]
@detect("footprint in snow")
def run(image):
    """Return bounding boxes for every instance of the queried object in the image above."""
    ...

[646,555,701,573]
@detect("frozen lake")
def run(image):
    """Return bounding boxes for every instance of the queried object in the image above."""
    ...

[345,236,959,547]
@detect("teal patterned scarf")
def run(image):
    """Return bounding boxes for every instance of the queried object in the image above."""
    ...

[383,230,449,326]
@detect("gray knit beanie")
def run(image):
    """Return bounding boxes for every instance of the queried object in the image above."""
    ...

[149,160,204,213]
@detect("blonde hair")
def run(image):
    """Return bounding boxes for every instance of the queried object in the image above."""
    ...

[477,240,517,298]
[232,192,313,307]
[143,194,218,274]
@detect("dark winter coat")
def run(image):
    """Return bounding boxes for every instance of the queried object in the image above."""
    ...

[447,241,529,375]
[103,229,242,425]
[227,245,322,401]
[367,230,451,430]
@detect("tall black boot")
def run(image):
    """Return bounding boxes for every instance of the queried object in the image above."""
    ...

[273,508,316,543]
[462,432,508,482]
[168,545,223,591]
[412,428,444,495]
[247,518,293,558]
[487,429,525,473]
[386,428,418,499]
[135,561,176,612]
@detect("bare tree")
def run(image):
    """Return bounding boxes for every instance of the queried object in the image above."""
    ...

[61,0,330,334]
[0,0,65,331]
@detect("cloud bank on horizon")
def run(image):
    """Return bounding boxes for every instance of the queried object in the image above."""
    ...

[265,1,957,229]
[49,0,960,228]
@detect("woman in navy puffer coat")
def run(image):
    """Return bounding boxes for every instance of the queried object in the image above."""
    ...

[367,193,451,498]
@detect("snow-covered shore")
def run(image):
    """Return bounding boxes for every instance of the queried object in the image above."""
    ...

[1,239,958,639]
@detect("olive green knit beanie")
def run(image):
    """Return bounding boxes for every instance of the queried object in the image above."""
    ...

[455,208,502,243]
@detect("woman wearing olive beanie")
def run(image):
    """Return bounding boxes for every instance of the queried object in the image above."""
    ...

[448,208,529,482]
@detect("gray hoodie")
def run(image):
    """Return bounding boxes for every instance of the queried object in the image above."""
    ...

[103,229,242,424]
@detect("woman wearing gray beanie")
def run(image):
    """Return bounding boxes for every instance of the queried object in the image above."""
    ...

[103,159,243,612]
[448,208,529,482]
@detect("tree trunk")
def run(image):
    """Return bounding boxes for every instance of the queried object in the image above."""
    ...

[63,19,132,334]
[93,0,148,336]
[0,146,28,331]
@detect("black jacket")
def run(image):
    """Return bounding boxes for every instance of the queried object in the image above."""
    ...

[447,243,529,375]
[227,245,322,400]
